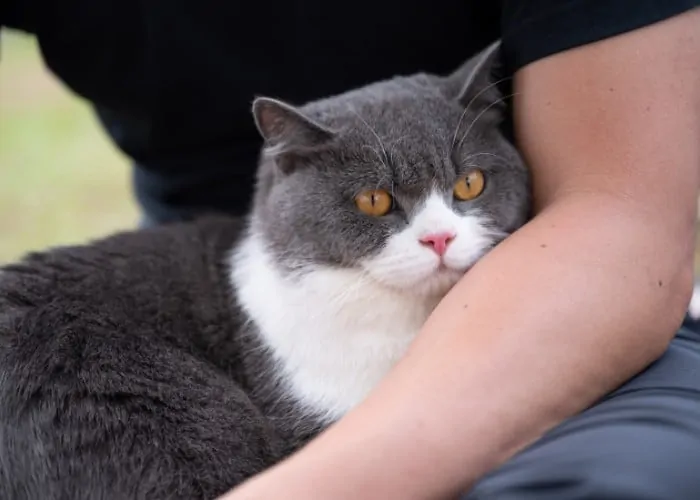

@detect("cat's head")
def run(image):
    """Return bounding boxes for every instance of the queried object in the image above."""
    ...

[249,42,530,296]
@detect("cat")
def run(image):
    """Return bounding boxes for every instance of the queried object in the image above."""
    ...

[0,42,530,500]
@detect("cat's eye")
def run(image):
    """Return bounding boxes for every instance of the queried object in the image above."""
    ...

[453,169,485,201]
[354,189,393,217]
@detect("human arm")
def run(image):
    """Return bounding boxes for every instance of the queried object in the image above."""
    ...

[222,6,700,499]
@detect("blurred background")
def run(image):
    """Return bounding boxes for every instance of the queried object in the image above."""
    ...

[1,30,138,264]
[2,29,700,272]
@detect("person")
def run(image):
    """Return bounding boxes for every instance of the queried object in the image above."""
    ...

[3,1,700,498]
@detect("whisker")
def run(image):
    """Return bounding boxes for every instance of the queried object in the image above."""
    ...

[362,144,386,169]
[322,272,374,313]
[350,107,390,168]
[451,108,470,154]
[461,152,499,163]
[386,135,408,168]
[458,92,519,151]
[459,152,510,169]
[450,76,513,153]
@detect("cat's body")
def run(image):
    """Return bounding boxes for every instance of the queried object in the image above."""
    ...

[0,217,301,499]
[0,43,532,499]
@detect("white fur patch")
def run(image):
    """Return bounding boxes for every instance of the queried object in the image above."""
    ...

[231,193,497,422]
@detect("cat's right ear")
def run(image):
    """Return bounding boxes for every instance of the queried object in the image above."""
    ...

[443,41,507,115]
[252,97,335,172]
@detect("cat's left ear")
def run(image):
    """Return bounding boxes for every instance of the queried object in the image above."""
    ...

[443,41,507,114]
[252,97,336,170]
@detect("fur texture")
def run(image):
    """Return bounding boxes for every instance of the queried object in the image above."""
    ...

[0,42,531,499]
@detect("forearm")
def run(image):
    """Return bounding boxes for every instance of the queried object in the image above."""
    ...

[361,194,695,494]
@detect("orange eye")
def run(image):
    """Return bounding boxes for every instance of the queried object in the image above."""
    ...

[453,169,485,201]
[354,189,393,216]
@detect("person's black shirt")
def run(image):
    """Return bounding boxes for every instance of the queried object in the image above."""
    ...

[2,1,698,223]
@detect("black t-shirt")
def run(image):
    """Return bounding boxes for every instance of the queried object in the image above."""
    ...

[2,1,699,222]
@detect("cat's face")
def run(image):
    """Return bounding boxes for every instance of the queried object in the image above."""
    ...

[250,43,530,296]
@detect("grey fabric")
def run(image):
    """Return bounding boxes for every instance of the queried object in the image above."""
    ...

[464,318,700,500]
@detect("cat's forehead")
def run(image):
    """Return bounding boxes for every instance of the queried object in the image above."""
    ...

[302,77,466,180]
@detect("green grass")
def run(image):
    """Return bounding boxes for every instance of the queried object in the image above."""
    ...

[0,30,138,263]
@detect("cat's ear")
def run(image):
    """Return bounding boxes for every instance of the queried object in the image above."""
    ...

[252,97,335,171]
[444,41,507,114]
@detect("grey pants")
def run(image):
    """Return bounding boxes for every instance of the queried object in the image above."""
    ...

[463,317,700,499]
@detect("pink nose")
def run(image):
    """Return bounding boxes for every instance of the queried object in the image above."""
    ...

[419,232,455,256]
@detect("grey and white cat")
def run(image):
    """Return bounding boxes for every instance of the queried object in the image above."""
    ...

[0,42,529,500]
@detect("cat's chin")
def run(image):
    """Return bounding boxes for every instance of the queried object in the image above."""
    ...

[416,267,467,297]
[370,265,467,298]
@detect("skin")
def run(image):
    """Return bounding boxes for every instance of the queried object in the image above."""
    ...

[222,8,700,499]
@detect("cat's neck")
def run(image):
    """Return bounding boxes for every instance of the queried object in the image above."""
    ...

[230,232,443,422]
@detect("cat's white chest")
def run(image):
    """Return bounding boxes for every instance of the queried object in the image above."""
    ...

[231,235,440,422]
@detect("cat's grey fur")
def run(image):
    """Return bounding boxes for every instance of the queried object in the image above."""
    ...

[0,42,530,500]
